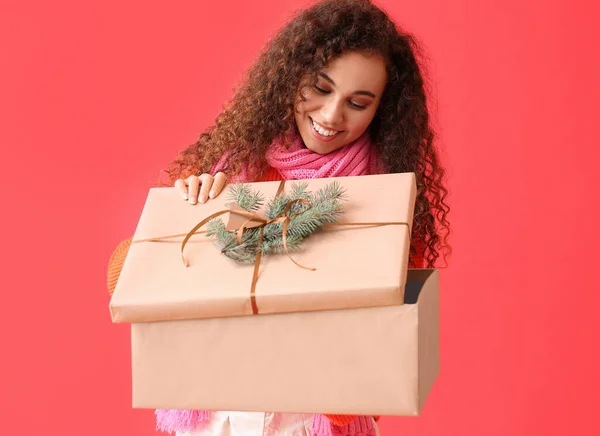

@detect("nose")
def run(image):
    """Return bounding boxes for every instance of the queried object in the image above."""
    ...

[320,97,343,127]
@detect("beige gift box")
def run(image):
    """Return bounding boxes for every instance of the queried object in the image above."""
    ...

[109,173,440,416]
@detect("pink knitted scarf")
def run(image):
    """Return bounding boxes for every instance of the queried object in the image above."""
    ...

[156,133,382,434]
[265,132,383,179]
[210,132,383,183]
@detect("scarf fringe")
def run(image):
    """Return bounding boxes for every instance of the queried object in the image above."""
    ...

[155,409,210,434]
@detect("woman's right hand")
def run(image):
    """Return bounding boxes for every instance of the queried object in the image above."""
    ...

[174,172,227,205]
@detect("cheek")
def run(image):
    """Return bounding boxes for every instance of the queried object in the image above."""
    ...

[348,110,377,133]
[295,87,317,113]
[295,100,315,116]
[294,100,304,115]
[299,92,325,114]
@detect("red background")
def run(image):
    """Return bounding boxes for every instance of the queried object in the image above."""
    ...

[1,0,599,435]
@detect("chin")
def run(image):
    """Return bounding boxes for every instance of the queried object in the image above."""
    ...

[304,142,330,155]
[300,134,343,155]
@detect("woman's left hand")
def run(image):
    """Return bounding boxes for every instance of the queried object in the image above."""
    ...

[174,172,227,205]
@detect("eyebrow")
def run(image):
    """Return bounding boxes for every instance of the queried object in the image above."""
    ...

[318,72,377,98]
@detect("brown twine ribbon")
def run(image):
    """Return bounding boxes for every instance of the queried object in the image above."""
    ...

[179,181,315,314]
[133,180,410,315]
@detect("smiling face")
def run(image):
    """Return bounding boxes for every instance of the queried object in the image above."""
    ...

[294,51,388,154]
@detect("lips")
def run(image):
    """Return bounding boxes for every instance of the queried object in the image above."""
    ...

[309,117,342,143]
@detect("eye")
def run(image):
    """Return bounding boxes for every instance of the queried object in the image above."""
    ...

[314,85,330,95]
[349,100,367,110]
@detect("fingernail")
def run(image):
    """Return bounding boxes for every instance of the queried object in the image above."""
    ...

[189,197,196,205]
[200,194,208,203]
[183,193,188,200]
[209,190,216,199]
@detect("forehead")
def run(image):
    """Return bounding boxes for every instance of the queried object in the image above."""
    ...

[320,51,387,93]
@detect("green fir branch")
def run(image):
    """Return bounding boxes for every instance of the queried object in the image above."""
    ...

[225,183,264,212]
[209,182,347,264]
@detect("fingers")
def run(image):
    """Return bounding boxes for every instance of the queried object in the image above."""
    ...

[198,174,214,204]
[210,172,227,199]
[186,175,202,204]
[174,173,226,205]
[174,178,189,200]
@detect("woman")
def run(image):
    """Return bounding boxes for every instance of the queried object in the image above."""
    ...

[109,0,450,434]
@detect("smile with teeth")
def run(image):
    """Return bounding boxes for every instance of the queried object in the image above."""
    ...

[311,118,340,137]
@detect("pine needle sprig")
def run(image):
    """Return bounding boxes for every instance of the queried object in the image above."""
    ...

[207,181,347,264]
[225,183,264,212]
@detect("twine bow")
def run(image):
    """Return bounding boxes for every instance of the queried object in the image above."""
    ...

[179,181,317,314]
[179,196,315,315]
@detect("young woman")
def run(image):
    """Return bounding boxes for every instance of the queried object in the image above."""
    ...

[108,1,450,434]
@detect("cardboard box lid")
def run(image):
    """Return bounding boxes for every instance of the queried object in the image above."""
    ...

[109,173,416,323]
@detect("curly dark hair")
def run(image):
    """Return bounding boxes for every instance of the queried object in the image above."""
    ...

[163,0,451,267]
